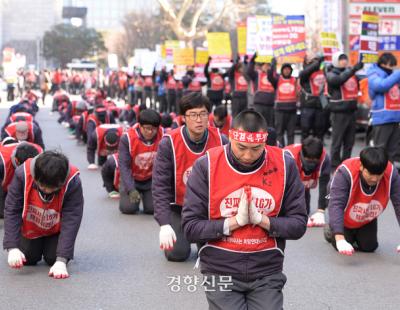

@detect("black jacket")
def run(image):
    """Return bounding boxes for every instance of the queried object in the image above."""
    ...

[325,66,359,113]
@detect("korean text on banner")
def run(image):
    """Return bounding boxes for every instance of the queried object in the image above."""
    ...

[206,32,232,68]
[359,11,379,63]
[173,48,194,66]
[272,15,306,63]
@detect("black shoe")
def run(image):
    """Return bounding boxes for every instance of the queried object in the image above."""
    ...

[324,225,332,243]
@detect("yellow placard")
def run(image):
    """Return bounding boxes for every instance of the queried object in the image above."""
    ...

[206,32,232,58]
[161,44,166,59]
[196,49,209,65]
[173,48,194,66]
[237,22,247,56]
[255,55,273,63]
[361,12,379,24]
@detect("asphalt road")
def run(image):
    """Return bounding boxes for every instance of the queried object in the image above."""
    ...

[0,99,400,310]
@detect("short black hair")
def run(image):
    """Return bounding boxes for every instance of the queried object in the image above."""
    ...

[179,93,211,116]
[104,130,120,146]
[378,52,397,67]
[266,127,277,146]
[232,109,267,132]
[15,143,40,165]
[302,136,323,159]
[34,151,69,188]
[161,113,173,128]
[213,105,228,119]
[139,109,161,127]
[360,146,388,175]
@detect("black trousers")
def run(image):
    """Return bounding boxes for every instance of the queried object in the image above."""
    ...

[231,97,248,118]
[274,110,297,147]
[204,272,286,310]
[119,178,154,215]
[0,187,5,218]
[19,234,59,266]
[372,123,400,162]
[253,104,274,127]
[158,94,168,113]
[331,219,378,253]
[167,91,176,113]
[330,112,356,169]
[164,206,191,262]
[300,107,327,141]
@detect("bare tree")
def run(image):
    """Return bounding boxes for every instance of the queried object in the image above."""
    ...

[157,0,271,45]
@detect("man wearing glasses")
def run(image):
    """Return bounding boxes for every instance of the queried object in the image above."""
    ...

[3,151,83,279]
[118,109,163,215]
[153,93,228,262]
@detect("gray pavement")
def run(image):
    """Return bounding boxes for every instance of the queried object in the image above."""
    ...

[0,104,400,310]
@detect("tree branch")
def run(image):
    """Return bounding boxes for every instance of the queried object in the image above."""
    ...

[157,0,177,20]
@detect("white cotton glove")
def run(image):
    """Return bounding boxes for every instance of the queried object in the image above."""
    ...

[48,261,69,279]
[7,248,26,269]
[235,188,249,226]
[159,225,177,251]
[249,201,262,225]
[336,239,354,256]
[87,164,98,170]
[307,211,326,227]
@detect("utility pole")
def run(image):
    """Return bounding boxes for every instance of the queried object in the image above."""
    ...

[342,0,349,54]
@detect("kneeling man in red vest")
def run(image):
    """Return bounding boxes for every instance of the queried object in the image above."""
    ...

[327,146,400,255]
[3,151,83,279]
[182,110,307,309]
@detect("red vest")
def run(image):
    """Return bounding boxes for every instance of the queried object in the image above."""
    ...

[144,76,153,87]
[224,80,231,94]
[21,159,79,239]
[5,122,34,142]
[167,126,223,206]
[126,126,163,181]
[341,76,359,100]
[276,76,297,103]
[10,112,33,123]
[72,115,80,124]
[135,77,144,88]
[384,84,400,111]
[210,73,224,91]
[166,76,177,90]
[0,142,43,191]
[206,145,285,253]
[188,80,202,92]
[284,144,326,189]
[309,70,326,96]
[173,115,184,127]
[88,112,110,128]
[341,158,392,229]
[234,72,248,92]
[257,72,274,93]
[208,114,232,137]
[177,80,183,90]
[96,124,123,156]
[111,153,120,191]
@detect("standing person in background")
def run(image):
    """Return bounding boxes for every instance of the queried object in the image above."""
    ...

[166,70,177,113]
[247,52,276,127]
[367,52,400,162]
[204,57,225,108]
[299,54,326,141]
[326,52,363,170]
[268,58,298,146]
[228,57,249,117]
